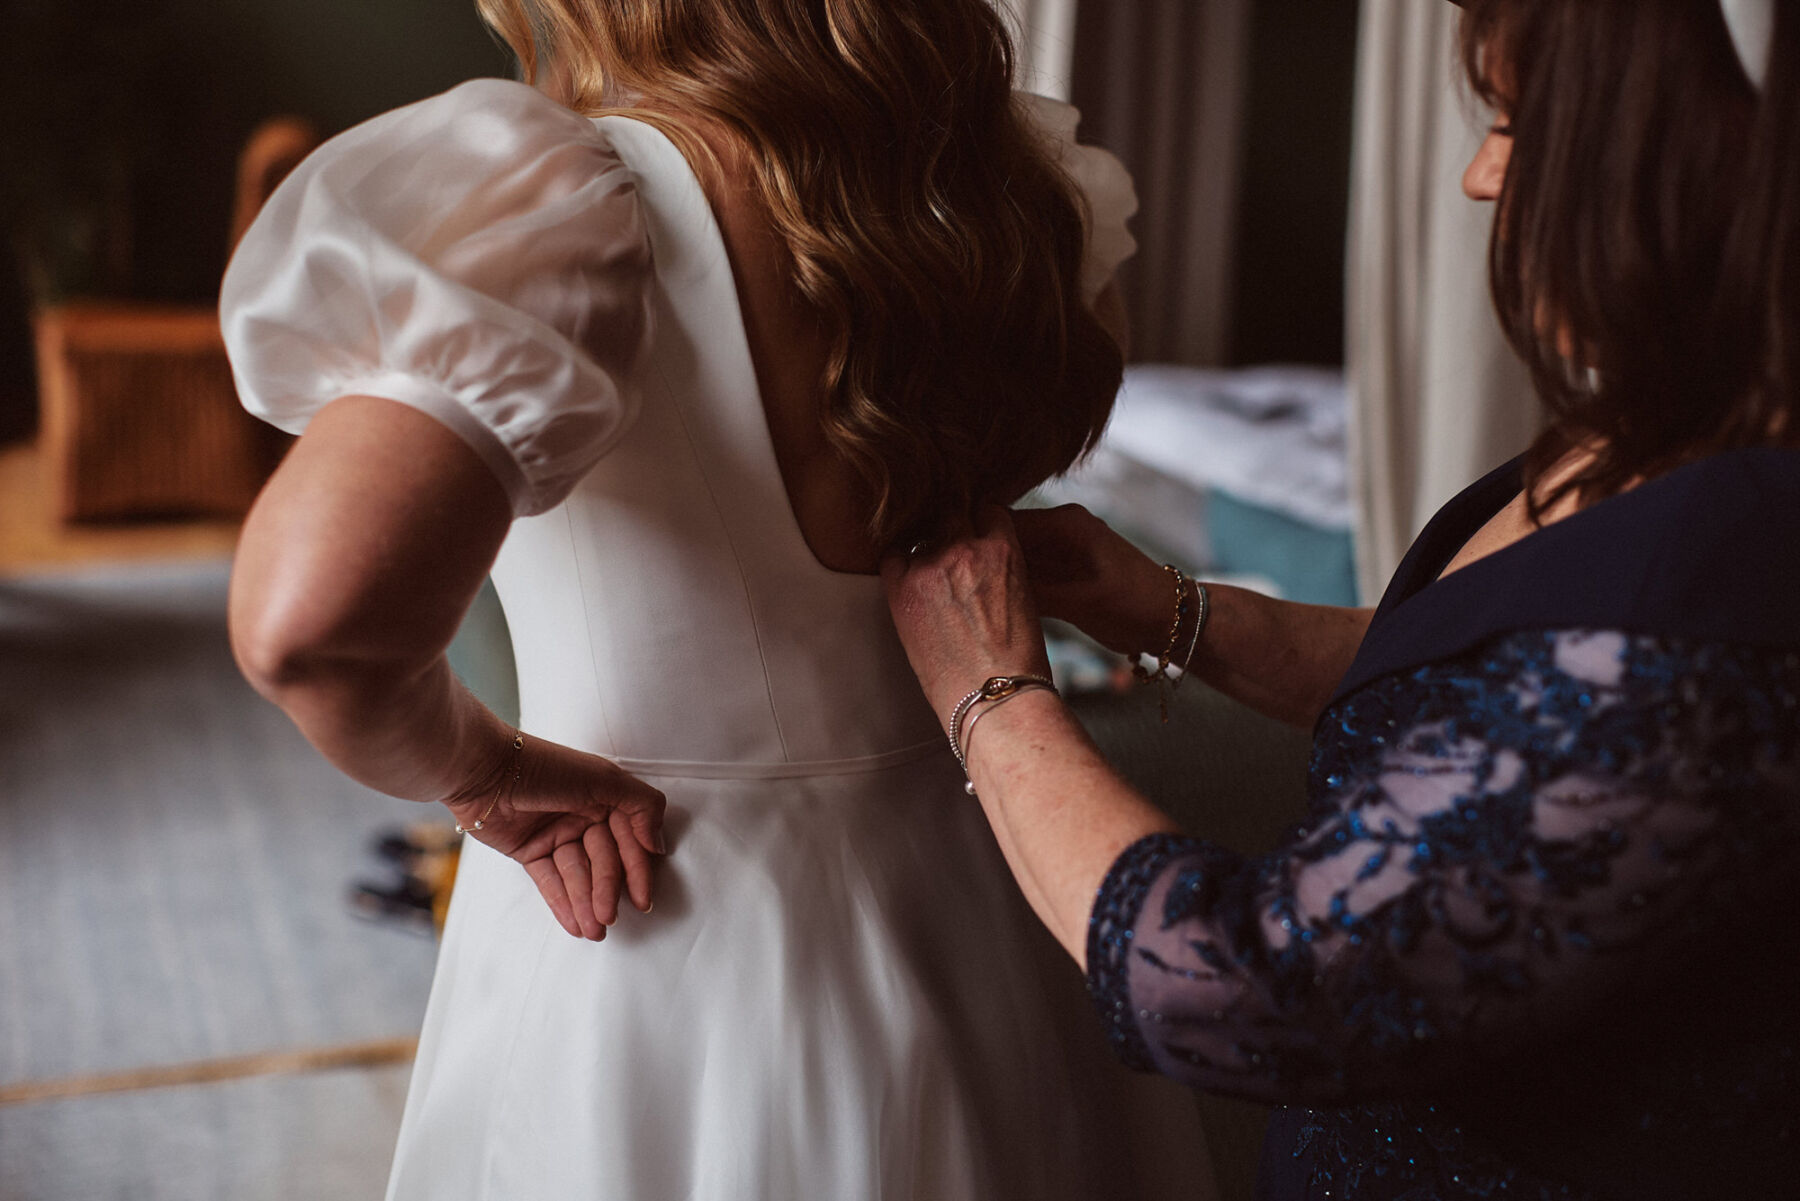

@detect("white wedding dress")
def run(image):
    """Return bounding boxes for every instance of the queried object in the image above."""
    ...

[222,78,1216,1201]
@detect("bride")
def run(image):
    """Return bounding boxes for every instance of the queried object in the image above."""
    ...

[222,0,1214,1196]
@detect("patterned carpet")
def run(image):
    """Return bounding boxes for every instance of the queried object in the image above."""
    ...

[0,561,437,1201]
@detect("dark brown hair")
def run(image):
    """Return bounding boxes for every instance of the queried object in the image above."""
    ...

[1458,0,1800,515]
[477,0,1122,547]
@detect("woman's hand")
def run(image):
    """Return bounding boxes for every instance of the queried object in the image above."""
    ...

[444,737,667,942]
[881,507,1054,728]
[887,507,1181,964]
[1012,504,1172,658]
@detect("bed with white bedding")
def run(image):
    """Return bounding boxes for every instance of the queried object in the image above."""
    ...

[1037,364,1358,608]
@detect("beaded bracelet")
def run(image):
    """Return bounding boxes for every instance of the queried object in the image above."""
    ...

[947,674,1059,796]
[1134,567,1212,722]
[1131,565,1190,692]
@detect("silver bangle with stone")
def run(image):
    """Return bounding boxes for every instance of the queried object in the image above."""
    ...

[946,674,1058,796]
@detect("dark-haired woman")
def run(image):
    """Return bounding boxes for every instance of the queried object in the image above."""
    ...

[220,0,1215,1198]
[886,1,1799,1197]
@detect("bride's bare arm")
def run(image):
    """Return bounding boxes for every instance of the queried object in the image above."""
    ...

[1013,504,1371,729]
[230,396,511,800]
[231,395,665,939]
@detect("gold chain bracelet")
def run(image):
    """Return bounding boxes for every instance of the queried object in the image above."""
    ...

[1133,566,1212,723]
[1133,565,1193,721]
[455,729,525,834]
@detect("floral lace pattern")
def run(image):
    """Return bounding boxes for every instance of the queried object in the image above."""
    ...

[1088,630,1800,1198]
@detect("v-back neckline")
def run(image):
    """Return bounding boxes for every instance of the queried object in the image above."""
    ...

[598,111,884,585]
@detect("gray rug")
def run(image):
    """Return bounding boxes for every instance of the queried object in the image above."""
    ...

[0,561,437,1201]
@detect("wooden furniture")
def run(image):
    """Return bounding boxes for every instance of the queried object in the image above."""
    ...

[230,117,321,251]
[31,116,319,524]
[33,303,284,521]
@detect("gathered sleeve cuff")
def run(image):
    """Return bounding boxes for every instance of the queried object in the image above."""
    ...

[220,78,656,517]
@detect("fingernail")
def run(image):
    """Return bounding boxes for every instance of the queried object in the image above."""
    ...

[644,901,654,914]
[654,833,668,855]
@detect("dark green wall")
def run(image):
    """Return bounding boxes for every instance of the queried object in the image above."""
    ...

[1,0,510,441]
[135,0,511,302]
[1229,0,1361,366]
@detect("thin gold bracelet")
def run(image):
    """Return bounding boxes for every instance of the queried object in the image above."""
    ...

[455,730,525,834]
[1131,564,1189,689]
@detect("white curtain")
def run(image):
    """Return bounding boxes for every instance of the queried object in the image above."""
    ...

[1002,0,1080,100]
[1346,0,1537,602]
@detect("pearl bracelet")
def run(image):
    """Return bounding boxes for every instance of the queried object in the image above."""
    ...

[455,729,525,834]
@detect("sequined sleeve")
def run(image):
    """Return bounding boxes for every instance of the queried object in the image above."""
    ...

[1086,629,1800,1103]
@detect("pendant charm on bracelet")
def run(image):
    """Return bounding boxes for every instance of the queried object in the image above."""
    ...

[455,730,525,834]
[1135,567,1211,724]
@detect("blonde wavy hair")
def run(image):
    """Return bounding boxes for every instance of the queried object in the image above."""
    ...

[475,0,1123,547]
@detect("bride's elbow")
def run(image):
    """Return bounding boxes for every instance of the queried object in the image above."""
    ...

[226,561,401,701]
[228,580,334,698]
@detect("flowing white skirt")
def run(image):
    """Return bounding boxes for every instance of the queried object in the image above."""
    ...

[386,754,1216,1200]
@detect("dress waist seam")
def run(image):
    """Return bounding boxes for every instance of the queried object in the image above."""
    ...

[605,737,946,780]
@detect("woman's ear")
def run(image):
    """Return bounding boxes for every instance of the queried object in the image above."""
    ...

[1462,127,1513,202]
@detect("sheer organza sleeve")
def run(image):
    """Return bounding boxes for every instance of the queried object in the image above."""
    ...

[220,78,654,517]
[1087,629,1800,1103]
[1015,93,1139,303]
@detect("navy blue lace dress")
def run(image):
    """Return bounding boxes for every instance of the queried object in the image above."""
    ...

[1086,449,1800,1200]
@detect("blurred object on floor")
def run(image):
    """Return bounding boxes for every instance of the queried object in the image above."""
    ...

[1040,364,1357,606]
[0,439,240,570]
[351,824,463,937]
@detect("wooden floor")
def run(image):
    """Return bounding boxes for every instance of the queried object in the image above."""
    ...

[0,439,242,573]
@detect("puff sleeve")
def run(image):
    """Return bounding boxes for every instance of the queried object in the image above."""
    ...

[220,78,655,517]
[1016,93,1140,304]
